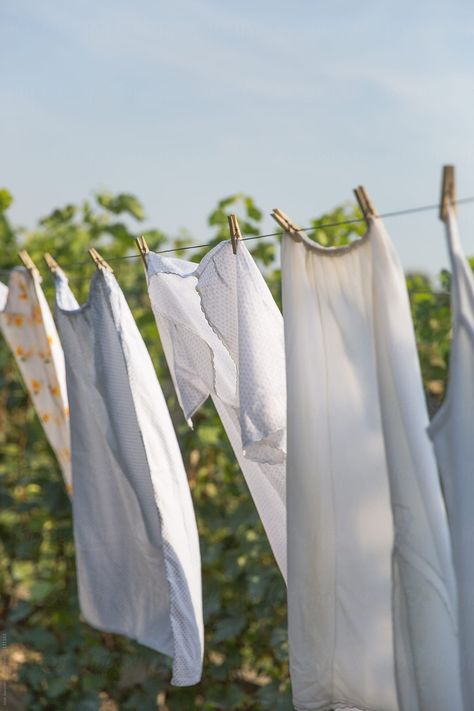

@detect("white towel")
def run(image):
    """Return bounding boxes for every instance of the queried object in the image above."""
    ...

[281,217,462,711]
[146,240,287,580]
[54,267,203,686]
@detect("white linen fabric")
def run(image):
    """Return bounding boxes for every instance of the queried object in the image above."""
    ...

[54,267,203,686]
[0,267,71,492]
[428,205,474,707]
[281,218,462,711]
[146,240,287,580]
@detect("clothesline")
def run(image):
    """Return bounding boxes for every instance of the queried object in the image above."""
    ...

[2,195,474,276]
[54,194,474,267]
[1,191,472,705]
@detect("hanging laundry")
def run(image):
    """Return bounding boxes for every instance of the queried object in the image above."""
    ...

[428,204,474,707]
[281,218,462,711]
[0,266,71,492]
[53,266,203,686]
[145,240,287,580]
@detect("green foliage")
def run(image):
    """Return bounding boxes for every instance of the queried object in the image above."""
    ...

[95,193,146,221]
[0,193,457,709]
[0,189,13,212]
[406,271,451,414]
[308,203,366,247]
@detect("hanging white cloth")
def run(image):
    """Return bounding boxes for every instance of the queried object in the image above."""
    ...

[54,267,203,686]
[428,205,474,707]
[281,218,462,711]
[145,240,287,580]
[0,267,71,492]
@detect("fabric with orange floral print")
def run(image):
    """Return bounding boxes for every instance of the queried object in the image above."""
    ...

[0,267,72,493]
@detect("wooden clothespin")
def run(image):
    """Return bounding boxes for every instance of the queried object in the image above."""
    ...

[270,208,301,238]
[228,214,242,254]
[88,247,114,273]
[43,252,60,273]
[354,186,377,225]
[18,250,39,276]
[440,165,456,222]
[135,235,150,268]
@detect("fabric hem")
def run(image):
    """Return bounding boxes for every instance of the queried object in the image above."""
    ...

[81,615,202,685]
[294,700,381,711]
[282,221,371,256]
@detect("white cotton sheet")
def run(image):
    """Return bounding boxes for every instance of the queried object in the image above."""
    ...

[54,267,203,686]
[428,205,474,708]
[0,267,71,491]
[145,240,287,580]
[281,218,462,711]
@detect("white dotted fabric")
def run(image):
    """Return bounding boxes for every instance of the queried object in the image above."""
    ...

[282,219,462,711]
[195,241,286,465]
[54,268,203,686]
[146,243,287,581]
[0,267,72,491]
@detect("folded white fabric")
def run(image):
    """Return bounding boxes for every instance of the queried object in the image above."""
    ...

[0,266,71,492]
[281,218,462,711]
[146,240,287,580]
[428,205,474,707]
[54,267,203,686]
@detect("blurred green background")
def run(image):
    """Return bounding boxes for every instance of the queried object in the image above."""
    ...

[0,189,455,709]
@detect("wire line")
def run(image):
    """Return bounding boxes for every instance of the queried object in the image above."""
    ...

[4,194,474,271]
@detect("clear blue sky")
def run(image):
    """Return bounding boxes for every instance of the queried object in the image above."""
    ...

[2,0,474,274]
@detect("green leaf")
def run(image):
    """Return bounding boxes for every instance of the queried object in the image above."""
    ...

[0,188,13,211]
[96,192,145,220]
[47,675,71,698]
[39,204,77,226]
[8,600,34,622]
[198,424,222,446]
[19,662,45,690]
[213,616,246,643]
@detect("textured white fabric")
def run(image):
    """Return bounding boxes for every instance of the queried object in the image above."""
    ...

[54,268,203,686]
[428,206,474,707]
[196,242,286,465]
[0,267,71,492]
[281,219,462,711]
[146,241,287,580]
